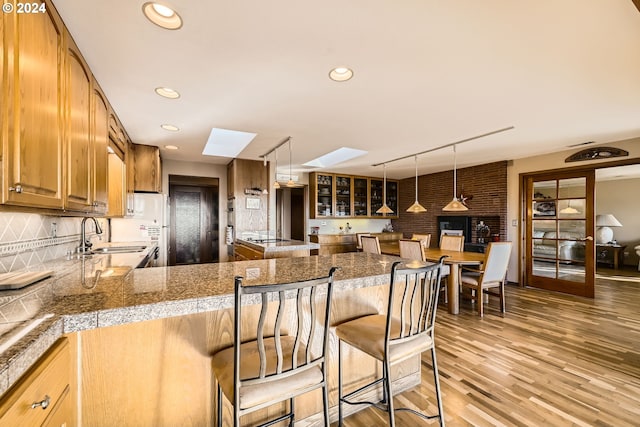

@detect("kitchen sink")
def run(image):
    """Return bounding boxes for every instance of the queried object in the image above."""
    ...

[90,245,147,254]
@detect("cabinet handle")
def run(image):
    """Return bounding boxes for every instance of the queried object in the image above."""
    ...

[31,395,51,410]
[8,185,22,193]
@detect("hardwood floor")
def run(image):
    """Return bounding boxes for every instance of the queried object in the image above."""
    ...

[334,272,640,426]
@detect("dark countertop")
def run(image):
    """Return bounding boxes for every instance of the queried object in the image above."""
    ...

[0,251,398,396]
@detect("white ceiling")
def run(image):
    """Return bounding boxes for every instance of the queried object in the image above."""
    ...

[52,0,640,180]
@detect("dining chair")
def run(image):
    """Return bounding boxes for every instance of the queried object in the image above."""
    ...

[356,232,371,251]
[336,259,446,427]
[411,233,431,249]
[399,239,425,263]
[361,235,381,254]
[460,241,512,316]
[440,234,464,251]
[211,267,338,427]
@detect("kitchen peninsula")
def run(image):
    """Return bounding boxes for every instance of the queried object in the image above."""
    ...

[0,252,415,426]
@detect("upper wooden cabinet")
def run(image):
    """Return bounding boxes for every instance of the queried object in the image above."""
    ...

[131,144,162,193]
[91,82,109,214]
[1,0,65,209]
[64,35,93,211]
[310,172,398,219]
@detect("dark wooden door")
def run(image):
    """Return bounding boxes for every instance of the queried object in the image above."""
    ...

[524,170,595,297]
[169,184,219,265]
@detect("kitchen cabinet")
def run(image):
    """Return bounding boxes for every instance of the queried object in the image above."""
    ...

[1,0,65,209]
[0,338,72,427]
[64,35,93,211]
[132,144,162,192]
[353,177,369,217]
[309,234,357,255]
[107,152,126,217]
[91,81,109,214]
[125,139,136,214]
[310,172,398,219]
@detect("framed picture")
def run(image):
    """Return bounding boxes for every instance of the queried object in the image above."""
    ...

[246,197,260,210]
[534,201,556,217]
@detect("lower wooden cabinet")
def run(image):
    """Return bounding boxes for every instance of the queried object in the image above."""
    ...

[0,338,72,427]
[309,234,357,255]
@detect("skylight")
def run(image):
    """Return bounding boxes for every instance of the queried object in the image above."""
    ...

[303,147,367,168]
[202,128,257,158]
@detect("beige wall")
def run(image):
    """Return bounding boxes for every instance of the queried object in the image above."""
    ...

[506,136,640,282]
[596,177,640,266]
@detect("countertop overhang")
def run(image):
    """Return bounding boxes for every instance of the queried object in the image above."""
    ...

[0,252,398,396]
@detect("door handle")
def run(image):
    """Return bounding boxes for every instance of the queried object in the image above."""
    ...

[581,236,594,241]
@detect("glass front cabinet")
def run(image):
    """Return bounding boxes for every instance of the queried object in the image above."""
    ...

[310,172,397,219]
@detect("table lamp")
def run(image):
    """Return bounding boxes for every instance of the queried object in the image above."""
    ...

[595,214,622,244]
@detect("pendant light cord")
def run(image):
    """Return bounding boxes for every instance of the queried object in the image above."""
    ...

[452,145,457,198]
[414,155,419,201]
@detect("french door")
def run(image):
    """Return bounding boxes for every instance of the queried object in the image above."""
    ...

[524,170,595,297]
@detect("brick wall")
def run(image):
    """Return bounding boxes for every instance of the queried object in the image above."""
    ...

[392,161,508,244]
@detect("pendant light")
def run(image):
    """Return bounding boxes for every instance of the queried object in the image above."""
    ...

[287,138,295,187]
[262,155,269,194]
[406,155,427,213]
[376,164,394,214]
[559,200,579,214]
[442,145,468,211]
[273,148,280,189]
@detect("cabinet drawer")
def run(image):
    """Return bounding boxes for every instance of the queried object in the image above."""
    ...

[234,244,263,260]
[0,338,70,427]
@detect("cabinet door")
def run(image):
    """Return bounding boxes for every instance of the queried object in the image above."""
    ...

[2,0,64,208]
[64,37,92,211]
[133,144,162,192]
[315,174,334,217]
[92,83,109,213]
[353,177,369,217]
[125,140,135,215]
[335,175,352,217]
[370,179,384,217]
[386,179,398,217]
[107,152,125,217]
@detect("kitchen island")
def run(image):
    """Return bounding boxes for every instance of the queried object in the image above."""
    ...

[0,252,420,426]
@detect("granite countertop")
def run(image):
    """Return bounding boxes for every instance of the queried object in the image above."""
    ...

[236,238,320,252]
[0,251,399,396]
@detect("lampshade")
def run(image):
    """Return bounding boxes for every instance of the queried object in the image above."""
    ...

[596,214,622,227]
[406,155,426,213]
[595,214,622,244]
[376,164,394,215]
[442,145,468,212]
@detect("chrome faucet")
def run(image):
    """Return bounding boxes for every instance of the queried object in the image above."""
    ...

[78,217,103,253]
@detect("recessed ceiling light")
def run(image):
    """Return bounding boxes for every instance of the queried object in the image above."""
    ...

[202,128,257,158]
[142,2,182,30]
[155,87,180,99]
[160,124,180,131]
[303,147,367,168]
[164,145,179,150]
[329,67,354,82]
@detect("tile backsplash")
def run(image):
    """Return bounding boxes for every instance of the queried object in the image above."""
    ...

[0,212,107,273]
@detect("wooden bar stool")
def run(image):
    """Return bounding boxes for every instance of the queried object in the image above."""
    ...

[336,259,447,426]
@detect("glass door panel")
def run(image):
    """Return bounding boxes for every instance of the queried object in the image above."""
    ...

[316,174,333,217]
[370,179,383,217]
[526,171,594,297]
[335,175,352,217]
[353,178,368,217]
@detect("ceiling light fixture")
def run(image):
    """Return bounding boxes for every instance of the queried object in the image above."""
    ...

[142,2,183,30]
[329,67,354,82]
[287,139,295,187]
[376,164,394,215]
[160,124,180,131]
[164,145,179,150]
[442,145,468,212]
[406,155,427,213]
[155,87,180,99]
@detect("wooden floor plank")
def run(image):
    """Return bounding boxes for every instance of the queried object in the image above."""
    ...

[333,271,640,426]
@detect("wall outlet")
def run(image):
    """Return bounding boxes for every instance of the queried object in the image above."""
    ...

[321,221,327,226]
[512,219,517,226]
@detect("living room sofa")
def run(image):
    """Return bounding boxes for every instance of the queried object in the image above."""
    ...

[533,231,585,263]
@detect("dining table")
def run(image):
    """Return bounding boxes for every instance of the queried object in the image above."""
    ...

[379,241,486,314]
